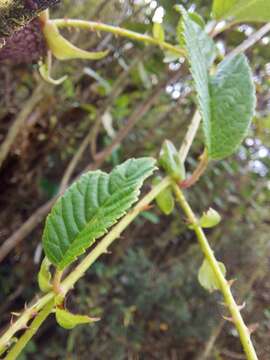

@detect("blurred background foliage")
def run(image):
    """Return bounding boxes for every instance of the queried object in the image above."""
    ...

[0,0,270,359]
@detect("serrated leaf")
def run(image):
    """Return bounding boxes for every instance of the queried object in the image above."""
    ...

[177,9,216,68]
[198,258,226,292]
[38,257,52,292]
[55,308,99,330]
[212,0,270,23]
[42,158,156,269]
[180,7,256,160]
[43,22,109,61]
[152,22,165,42]
[208,54,256,159]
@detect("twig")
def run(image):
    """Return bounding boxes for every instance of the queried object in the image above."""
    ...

[0,85,44,169]
[0,199,54,263]
[52,19,186,57]
[226,23,270,61]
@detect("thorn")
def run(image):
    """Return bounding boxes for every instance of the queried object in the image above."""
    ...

[248,323,259,335]
[90,317,100,323]
[103,249,112,254]
[11,312,21,317]
[30,310,38,318]
[237,302,246,311]
[227,279,236,287]
[223,315,234,323]
[20,325,29,331]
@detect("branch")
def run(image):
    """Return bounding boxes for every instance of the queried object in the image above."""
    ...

[0,84,44,169]
[52,19,186,57]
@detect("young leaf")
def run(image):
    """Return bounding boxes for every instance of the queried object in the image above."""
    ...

[212,0,270,23]
[152,22,165,43]
[180,6,256,160]
[159,140,185,181]
[198,258,226,292]
[153,177,175,215]
[55,308,99,330]
[43,22,109,61]
[199,208,221,228]
[42,158,156,270]
[38,61,67,86]
[38,257,52,292]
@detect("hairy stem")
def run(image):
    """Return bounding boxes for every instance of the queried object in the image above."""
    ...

[51,19,186,57]
[172,184,258,360]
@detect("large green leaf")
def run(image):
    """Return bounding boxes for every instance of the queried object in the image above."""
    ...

[212,0,270,23]
[208,54,255,159]
[42,158,156,270]
[180,7,256,160]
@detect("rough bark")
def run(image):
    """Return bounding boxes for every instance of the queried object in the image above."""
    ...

[0,0,59,46]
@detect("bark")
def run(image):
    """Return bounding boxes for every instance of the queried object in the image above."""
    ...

[0,0,59,46]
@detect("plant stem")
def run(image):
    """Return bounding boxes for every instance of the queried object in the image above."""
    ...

[51,19,186,57]
[5,300,55,360]
[52,269,63,294]
[172,184,258,360]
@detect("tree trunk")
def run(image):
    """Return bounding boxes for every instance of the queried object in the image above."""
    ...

[0,0,59,46]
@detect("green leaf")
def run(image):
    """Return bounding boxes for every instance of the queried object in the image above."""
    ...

[199,208,221,228]
[152,22,165,42]
[38,257,52,293]
[180,6,256,160]
[159,140,185,181]
[153,177,175,216]
[208,54,256,159]
[198,258,226,292]
[42,158,156,270]
[55,308,99,330]
[38,61,67,86]
[176,8,216,68]
[212,0,270,23]
[43,22,109,61]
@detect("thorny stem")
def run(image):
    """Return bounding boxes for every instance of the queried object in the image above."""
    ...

[0,177,172,358]
[172,184,258,360]
[51,19,186,57]
[5,300,55,360]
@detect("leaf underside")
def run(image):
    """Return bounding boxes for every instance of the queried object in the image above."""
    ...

[42,158,156,270]
[213,0,270,23]
[181,7,255,160]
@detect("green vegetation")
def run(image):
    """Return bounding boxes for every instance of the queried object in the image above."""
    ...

[0,1,269,359]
